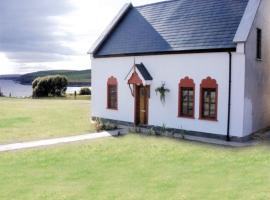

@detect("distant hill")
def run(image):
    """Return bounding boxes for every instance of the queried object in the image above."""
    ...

[0,74,21,80]
[16,69,91,86]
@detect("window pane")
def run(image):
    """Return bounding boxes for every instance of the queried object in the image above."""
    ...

[189,91,194,101]
[188,103,193,115]
[140,88,145,96]
[182,103,188,115]
[204,103,209,110]
[108,85,117,109]
[210,91,216,103]
[182,90,188,101]
[183,90,188,96]
[203,108,209,117]
[204,91,210,103]
[210,104,216,117]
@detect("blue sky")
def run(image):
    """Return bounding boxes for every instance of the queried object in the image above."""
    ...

[0,0,161,75]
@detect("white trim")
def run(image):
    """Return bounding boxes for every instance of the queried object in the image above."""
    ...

[136,68,151,86]
[233,0,261,43]
[87,3,132,54]
[236,43,245,53]
[125,65,136,81]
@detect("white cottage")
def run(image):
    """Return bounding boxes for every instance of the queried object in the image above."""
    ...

[88,0,270,141]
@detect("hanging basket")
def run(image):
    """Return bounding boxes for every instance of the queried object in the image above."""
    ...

[155,83,170,105]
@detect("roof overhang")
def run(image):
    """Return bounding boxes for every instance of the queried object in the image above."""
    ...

[87,3,133,55]
[233,0,261,43]
[93,48,237,58]
[126,63,153,86]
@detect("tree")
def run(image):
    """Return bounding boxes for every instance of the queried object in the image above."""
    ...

[32,75,68,98]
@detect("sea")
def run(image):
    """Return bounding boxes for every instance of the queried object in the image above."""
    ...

[0,80,86,97]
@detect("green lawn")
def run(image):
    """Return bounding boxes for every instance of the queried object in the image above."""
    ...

[0,135,270,200]
[1,97,270,199]
[0,97,94,144]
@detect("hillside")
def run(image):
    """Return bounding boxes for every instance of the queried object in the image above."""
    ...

[17,69,91,86]
[0,74,21,80]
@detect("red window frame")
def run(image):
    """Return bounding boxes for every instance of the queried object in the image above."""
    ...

[178,77,195,118]
[200,77,218,121]
[107,76,118,110]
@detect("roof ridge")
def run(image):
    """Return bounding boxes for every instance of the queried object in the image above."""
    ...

[135,0,180,9]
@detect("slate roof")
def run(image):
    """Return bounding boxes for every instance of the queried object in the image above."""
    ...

[136,63,153,81]
[94,0,249,57]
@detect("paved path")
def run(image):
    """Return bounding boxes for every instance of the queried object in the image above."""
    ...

[0,130,120,152]
[0,128,260,152]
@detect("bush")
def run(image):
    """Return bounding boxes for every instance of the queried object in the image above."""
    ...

[0,88,4,97]
[79,87,91,95]
[32,75,68,98]
[95,118,117,132]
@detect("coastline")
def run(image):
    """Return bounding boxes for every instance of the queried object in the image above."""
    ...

[0,79,91,87]
[0,79,91,97]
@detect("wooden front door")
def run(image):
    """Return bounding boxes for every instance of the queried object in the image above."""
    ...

[135,85,149,125]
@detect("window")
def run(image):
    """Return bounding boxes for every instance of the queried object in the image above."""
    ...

[180,88,194,117]
[200,77,218,120]
[179,77,195,118]
[202,89,216,119]
[107,76,118,109]
[257,28,262,59]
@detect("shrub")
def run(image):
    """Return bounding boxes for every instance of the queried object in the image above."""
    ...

[0,88,4,97]
[32,75,68,98]
[95,118,117,132]
[79,87,91,95]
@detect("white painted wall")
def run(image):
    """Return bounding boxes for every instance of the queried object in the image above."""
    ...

[230,52,246,136]
[243,0,270,136]
[91,52,246,137]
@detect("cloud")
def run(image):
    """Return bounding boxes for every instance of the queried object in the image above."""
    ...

[4,52,72,63]
[0,0,162,74]
[14,64,52,74]
[0,0,75,63]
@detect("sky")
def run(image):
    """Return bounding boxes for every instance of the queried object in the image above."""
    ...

[0,0,161,75]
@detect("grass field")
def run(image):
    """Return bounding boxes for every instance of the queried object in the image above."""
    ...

[0,135,270,200]
[1,97,270,199]
[0,97,94,144]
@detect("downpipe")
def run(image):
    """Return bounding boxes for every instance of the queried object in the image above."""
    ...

[227,52,232,142]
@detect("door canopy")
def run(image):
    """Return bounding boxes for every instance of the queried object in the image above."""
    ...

[126,63,153,86]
